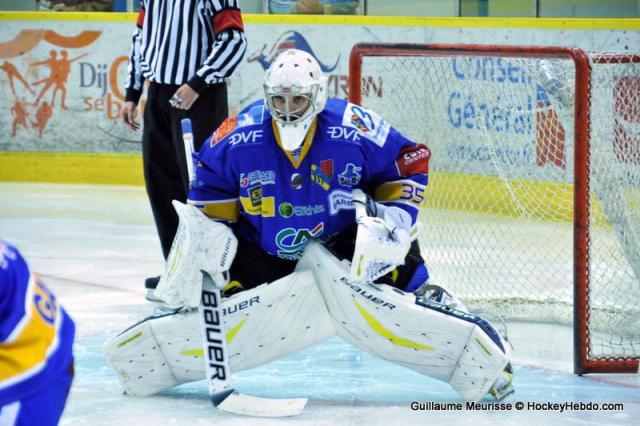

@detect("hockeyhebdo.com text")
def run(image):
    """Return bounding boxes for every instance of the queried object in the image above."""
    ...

[410,401,625,412]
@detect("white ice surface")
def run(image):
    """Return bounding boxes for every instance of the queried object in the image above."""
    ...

[0,183,638,425]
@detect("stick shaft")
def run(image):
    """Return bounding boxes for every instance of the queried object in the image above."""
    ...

[181,118,232,397]
[181,118,195,181]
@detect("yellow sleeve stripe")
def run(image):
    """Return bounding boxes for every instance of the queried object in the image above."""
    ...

[188,199,239,222]
[374,180,427,209]
[0,276,62,388]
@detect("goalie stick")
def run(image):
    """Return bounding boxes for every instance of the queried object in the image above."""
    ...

[180,118,307,417]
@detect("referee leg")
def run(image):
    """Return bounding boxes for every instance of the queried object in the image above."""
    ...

[143,83,186,259]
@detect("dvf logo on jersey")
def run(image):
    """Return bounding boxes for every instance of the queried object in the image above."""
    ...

[311,159,333,190]
[228,130,264,145]
[275,223,324,259]
[338,163,362,186]
[327,126,361,142]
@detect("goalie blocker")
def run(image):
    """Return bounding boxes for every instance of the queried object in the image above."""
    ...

[104,241,511,402]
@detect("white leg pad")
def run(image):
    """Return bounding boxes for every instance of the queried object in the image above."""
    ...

[301,241,510,402]
[104,269,335,396]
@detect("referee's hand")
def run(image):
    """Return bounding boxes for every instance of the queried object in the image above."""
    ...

[122,101,140,131]
[170,84,199,110]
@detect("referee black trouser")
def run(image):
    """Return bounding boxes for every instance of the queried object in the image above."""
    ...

[142,82,228,259]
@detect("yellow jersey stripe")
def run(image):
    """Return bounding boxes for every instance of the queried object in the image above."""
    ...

[375,180,427,209]
[0,276,63,388]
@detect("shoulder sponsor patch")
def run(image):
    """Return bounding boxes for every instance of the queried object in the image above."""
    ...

[212,116,238,145]
[342,103,391,147]
[396,144,430,177]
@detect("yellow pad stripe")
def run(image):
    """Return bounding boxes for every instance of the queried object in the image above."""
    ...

[225,318,248,344]
[353,300,433,351]
[179,317,249,356]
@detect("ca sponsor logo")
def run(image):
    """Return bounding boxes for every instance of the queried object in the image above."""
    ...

[327,126,361,142]
[328,190,354,215]
[279,202,325,218]
[275,223,324,259]
[338,163,362,186]
[229,129,264,145]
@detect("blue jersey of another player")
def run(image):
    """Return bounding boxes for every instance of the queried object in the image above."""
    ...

[188,98,430,260]
[0,241,75,410]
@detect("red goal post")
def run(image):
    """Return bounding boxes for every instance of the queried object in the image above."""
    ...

[348,42,640,374]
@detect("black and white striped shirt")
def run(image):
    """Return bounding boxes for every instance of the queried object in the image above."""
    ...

[125,0,247,103]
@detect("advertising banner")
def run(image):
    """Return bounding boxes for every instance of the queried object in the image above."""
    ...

[0,14,637,163]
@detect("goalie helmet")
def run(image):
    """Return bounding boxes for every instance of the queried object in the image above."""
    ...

[263,49,328,151]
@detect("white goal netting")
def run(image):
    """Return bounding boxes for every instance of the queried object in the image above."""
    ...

[351,45,639,368]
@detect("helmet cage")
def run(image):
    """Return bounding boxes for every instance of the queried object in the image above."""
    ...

[264,83,320,125]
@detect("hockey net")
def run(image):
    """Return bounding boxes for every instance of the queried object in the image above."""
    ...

[349,43,640,374]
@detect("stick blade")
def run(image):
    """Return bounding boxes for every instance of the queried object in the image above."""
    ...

[216,391,308,417]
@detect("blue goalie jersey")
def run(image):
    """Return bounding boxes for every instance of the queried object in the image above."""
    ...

[0,241,75,406]
[188,98,430,260]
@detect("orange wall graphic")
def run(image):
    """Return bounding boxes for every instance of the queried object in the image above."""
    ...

[1,22,145,154]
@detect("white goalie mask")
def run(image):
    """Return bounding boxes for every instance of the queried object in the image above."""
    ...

[264,49,328,151]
